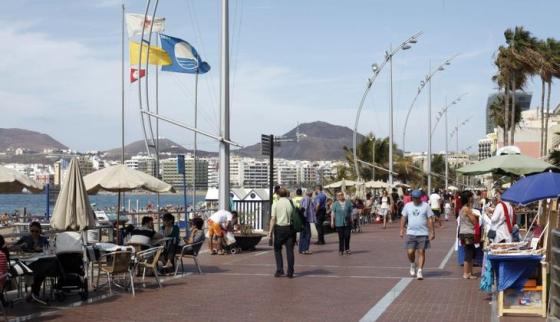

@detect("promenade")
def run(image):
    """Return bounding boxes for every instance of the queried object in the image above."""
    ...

[11,222,545,322]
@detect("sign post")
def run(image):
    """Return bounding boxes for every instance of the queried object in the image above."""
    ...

[177,155,189,233]
[261,134,274,219]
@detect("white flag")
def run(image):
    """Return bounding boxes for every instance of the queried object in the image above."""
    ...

[125,13,165,38]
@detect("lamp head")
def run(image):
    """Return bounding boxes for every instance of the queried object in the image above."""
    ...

[402,44,412,50]
[409,38,418,44]
[438,66,445,71]
[371,63,379,73]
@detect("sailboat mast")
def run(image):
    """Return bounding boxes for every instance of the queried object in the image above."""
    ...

[218,0,230,211]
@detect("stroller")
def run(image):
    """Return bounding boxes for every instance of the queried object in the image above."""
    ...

[54,232,88,301]
[221,231,241,254]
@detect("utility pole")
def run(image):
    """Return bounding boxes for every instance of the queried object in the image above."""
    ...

[388,45,394,186]
[218,0,230,210]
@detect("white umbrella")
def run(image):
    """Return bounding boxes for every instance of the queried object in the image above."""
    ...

[364,180,391,189]
[0,165,43,193]
[448,185,459,191]
[83,165,175,194]
[324,179,357,189]
[51,158,96,231]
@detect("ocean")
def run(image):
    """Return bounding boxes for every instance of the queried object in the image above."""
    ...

[0,193,206,215]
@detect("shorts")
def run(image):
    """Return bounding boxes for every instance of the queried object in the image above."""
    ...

[207,220,224,238]
[432,209,441,218]
[405,235,430,250]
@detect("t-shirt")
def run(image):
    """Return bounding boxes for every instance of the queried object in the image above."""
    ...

[209,210,233,225]
[402,202,434,236]
[271,198,293,226]
[315,191,327,210]
[429,193,441,210]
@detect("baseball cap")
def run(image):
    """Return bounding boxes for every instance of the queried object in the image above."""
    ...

[411,190,422,199]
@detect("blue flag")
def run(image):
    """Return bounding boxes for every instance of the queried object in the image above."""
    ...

[160,34,210,74]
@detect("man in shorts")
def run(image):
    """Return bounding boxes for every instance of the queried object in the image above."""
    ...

[429,189,443,227]
[207,210,237,255]
[400,189,435,280]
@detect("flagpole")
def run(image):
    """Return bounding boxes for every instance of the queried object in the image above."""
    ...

[118,1,125,244]
[219,0,231,211]
[155,34,161,228]
[193,71,199,216]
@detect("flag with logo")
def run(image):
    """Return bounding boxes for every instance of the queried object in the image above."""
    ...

[129,41,172,66]
[125,13,165,38]
[159,34,210,74]
[130,67,146,83]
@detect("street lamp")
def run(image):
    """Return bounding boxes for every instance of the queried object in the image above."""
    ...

[369,136,375,180]
[450,116,472,186]
[430,93,468,190]
[401,54,457,194]
[352,32,422,183]
[402,55,457,153]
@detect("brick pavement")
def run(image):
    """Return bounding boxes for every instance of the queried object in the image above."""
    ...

[9,220,548,322]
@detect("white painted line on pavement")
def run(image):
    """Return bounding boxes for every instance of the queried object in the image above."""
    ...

[359,278,413,322]
[438,244,455,270]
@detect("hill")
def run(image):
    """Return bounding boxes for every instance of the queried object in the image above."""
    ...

[234,121,366,161]
[104,138,217,159]
[0,128,67,152]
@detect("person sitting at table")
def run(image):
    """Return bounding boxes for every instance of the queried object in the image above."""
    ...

[183,217,205,254]
[0,235,8,292]
[129,216,162,250]
[12,222,48,253]
[159,213,180,271]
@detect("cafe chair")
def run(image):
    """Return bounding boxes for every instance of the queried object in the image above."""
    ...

[96,250,135,296]
[134,246,164,288]
[175,240,205,276]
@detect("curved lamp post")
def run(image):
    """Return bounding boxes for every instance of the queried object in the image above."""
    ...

[430,93,468,190]
[401,55,457,154]
[450,116,472,188]
[352,32,422,182]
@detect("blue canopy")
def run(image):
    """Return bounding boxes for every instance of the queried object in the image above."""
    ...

[501,171,560,205]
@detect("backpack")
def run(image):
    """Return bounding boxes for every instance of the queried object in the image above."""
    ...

[289,200,303,233]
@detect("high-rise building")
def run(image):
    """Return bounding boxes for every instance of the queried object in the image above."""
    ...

[486,92,532,134]
[125,155,157,177]
[161,157,208,190]
[478,132,497,160]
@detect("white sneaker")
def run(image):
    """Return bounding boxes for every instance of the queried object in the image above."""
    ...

[416,269,423,280]
[409,263,416,277]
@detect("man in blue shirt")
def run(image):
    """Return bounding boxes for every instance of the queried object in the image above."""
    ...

[400,189,435,280]
[314,185,327,245]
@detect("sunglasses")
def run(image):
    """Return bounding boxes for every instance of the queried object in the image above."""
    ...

[30,230,40,233]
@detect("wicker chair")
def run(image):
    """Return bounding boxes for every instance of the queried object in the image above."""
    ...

[96,250,135,296]
[174,240,205,276]
[135,246,164,288]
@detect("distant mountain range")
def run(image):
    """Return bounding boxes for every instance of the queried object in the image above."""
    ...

[103,138,216,160]
[234,121,366,160]
[1,121,366,162]
[0,128,67,152]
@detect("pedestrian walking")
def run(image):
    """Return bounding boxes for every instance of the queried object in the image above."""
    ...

[268,188,295,278]
[331,192,353,255]
[299,191,315,254]
[380,190,392,229]
[314,185,327,245]
[429,189,442,227]
[400,189,435,280]
[458,191,478,279]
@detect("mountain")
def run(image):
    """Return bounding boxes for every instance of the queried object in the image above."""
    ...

[0,128,67,152]
[104,138,217,159]
[234,121,366,161]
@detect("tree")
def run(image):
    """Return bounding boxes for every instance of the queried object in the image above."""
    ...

[549,150,560,167]
[493,26,539,145]
[503,26,538,144]
[488,94,523,136]
[536,38,560,155]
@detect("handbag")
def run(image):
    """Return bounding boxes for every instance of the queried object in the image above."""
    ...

[459,233,475,246]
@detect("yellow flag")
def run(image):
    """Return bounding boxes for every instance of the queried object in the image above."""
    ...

[129,41,172,66]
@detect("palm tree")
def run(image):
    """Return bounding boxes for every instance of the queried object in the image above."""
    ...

[536,38,560,155]
[488,93,522,140]
[493,27,539,145]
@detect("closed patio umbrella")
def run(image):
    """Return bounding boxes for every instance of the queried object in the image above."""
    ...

[324,179,357,189]
[50,158,96,231]
[0,165,43,193]
[456,154,556,177]
[364,180,391,189]
[83,164,175,194]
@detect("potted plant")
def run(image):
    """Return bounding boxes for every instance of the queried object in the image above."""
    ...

[234,223,266,251]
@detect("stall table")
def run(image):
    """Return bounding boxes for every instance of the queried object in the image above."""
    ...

[489,254,547,317]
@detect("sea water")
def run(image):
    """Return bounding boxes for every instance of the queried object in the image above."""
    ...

[0,193,205,215]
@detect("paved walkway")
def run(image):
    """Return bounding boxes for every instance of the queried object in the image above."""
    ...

[10,221,547,322]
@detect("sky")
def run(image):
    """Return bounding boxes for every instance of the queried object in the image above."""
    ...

[1,0,559,155]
